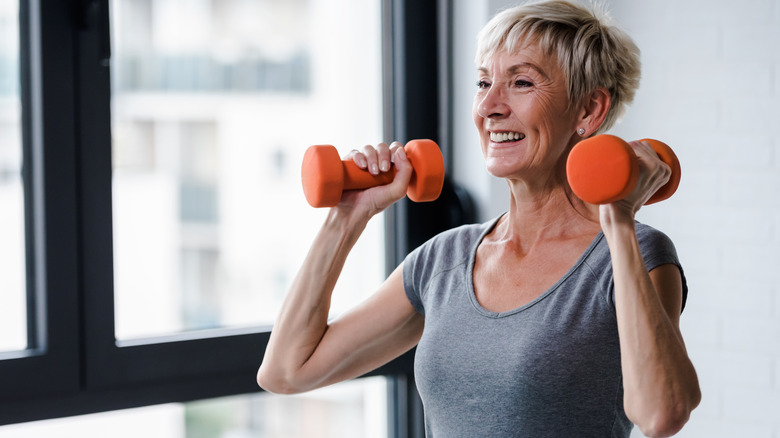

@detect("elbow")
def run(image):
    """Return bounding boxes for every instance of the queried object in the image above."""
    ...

[627,369,702,437]
[628,393,701,438]
[632,408,690,438]
[256,365,304,395]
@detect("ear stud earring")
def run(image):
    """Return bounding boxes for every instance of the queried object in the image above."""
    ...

[577,128,586,136]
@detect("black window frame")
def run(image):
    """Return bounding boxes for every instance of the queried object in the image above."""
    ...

[0,2,459,437]
[0,0,82,405]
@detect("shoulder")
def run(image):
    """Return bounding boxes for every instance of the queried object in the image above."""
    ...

[634,221,671,242]
[405,213,502,269]
[409,219,494,263]
[634,222,681,270]
[586,221,687,311]
[402,217,498,313]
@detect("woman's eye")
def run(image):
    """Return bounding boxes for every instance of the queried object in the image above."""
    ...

[476,80,490,90]
[514,79,533,88]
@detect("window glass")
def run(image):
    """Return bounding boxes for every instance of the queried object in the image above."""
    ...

[0,0,27,353]
[0,376,389,438]
[111,0,385,339]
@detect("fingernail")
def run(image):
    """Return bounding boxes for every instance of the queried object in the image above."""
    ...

[380,160,390,172]
[371,163,379,174]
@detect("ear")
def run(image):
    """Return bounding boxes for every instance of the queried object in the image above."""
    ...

[575,87,611,137]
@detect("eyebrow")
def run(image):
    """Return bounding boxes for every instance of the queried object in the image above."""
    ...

[478,62,549,79]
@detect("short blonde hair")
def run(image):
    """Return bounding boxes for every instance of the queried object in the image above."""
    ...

[475,0,641,133]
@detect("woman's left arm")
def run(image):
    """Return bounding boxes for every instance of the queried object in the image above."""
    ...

[600,141,701,438]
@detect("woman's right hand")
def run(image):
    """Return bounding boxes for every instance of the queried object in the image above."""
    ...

[339,141,413,216]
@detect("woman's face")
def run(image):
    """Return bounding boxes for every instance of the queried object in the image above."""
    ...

[473,41,579,182]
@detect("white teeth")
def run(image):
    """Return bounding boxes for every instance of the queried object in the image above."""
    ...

[490,132,525,142]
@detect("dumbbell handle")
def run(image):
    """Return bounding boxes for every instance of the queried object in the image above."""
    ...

[341,159,395,190]
[566,134,681,205]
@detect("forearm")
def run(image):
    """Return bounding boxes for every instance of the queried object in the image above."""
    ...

[601,209,700,436]
[258,208,369,393]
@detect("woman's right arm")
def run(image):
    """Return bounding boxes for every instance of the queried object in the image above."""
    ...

[257,144,424,394]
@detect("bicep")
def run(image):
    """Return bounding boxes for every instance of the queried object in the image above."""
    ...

[300,263,424,389]
[648,263,684,329]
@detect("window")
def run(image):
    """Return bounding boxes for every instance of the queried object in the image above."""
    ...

[0,0,25,354]
[0,1,447,435]
[110,0,386,340]
[1,377,388,438]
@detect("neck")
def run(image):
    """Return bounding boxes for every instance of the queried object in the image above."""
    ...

[497,180,598,248]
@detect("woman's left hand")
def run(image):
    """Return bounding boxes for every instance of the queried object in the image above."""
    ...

[600,140,672,223]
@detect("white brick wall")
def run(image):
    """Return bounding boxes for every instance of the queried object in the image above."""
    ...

[453,0,780,436]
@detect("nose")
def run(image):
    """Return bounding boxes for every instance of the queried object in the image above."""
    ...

[476,85,509,120]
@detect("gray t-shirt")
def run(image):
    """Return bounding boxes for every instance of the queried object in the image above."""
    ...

[403,216,687,438]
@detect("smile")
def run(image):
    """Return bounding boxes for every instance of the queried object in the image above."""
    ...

[490,131,525,143]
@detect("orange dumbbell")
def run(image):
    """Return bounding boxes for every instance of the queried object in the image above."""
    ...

[566,134,681,205]
[301,139,445,208]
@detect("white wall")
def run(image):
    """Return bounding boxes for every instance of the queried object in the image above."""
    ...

[453,0,780,436]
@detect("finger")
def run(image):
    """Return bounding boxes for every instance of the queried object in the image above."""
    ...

[632,141,664,166]
[621,141,670,208]
[388,142,406,169]
[360,144,381,175]
[393,145,408,164]
[388,147,412,197]
[345,148,368,169]
[375,142,393,173]
[388,141,403,153]
[633,141,671,185]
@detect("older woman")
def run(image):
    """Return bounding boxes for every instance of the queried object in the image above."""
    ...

[257,1,701,437]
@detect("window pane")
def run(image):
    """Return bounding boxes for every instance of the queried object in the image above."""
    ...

[111,0,385,339]
[0,377,388,438]
[0,0,27,353]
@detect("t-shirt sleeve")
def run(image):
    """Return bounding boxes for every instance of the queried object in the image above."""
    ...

[401,221,491,316]
[402,244,426,315]
[636,223,689,313]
